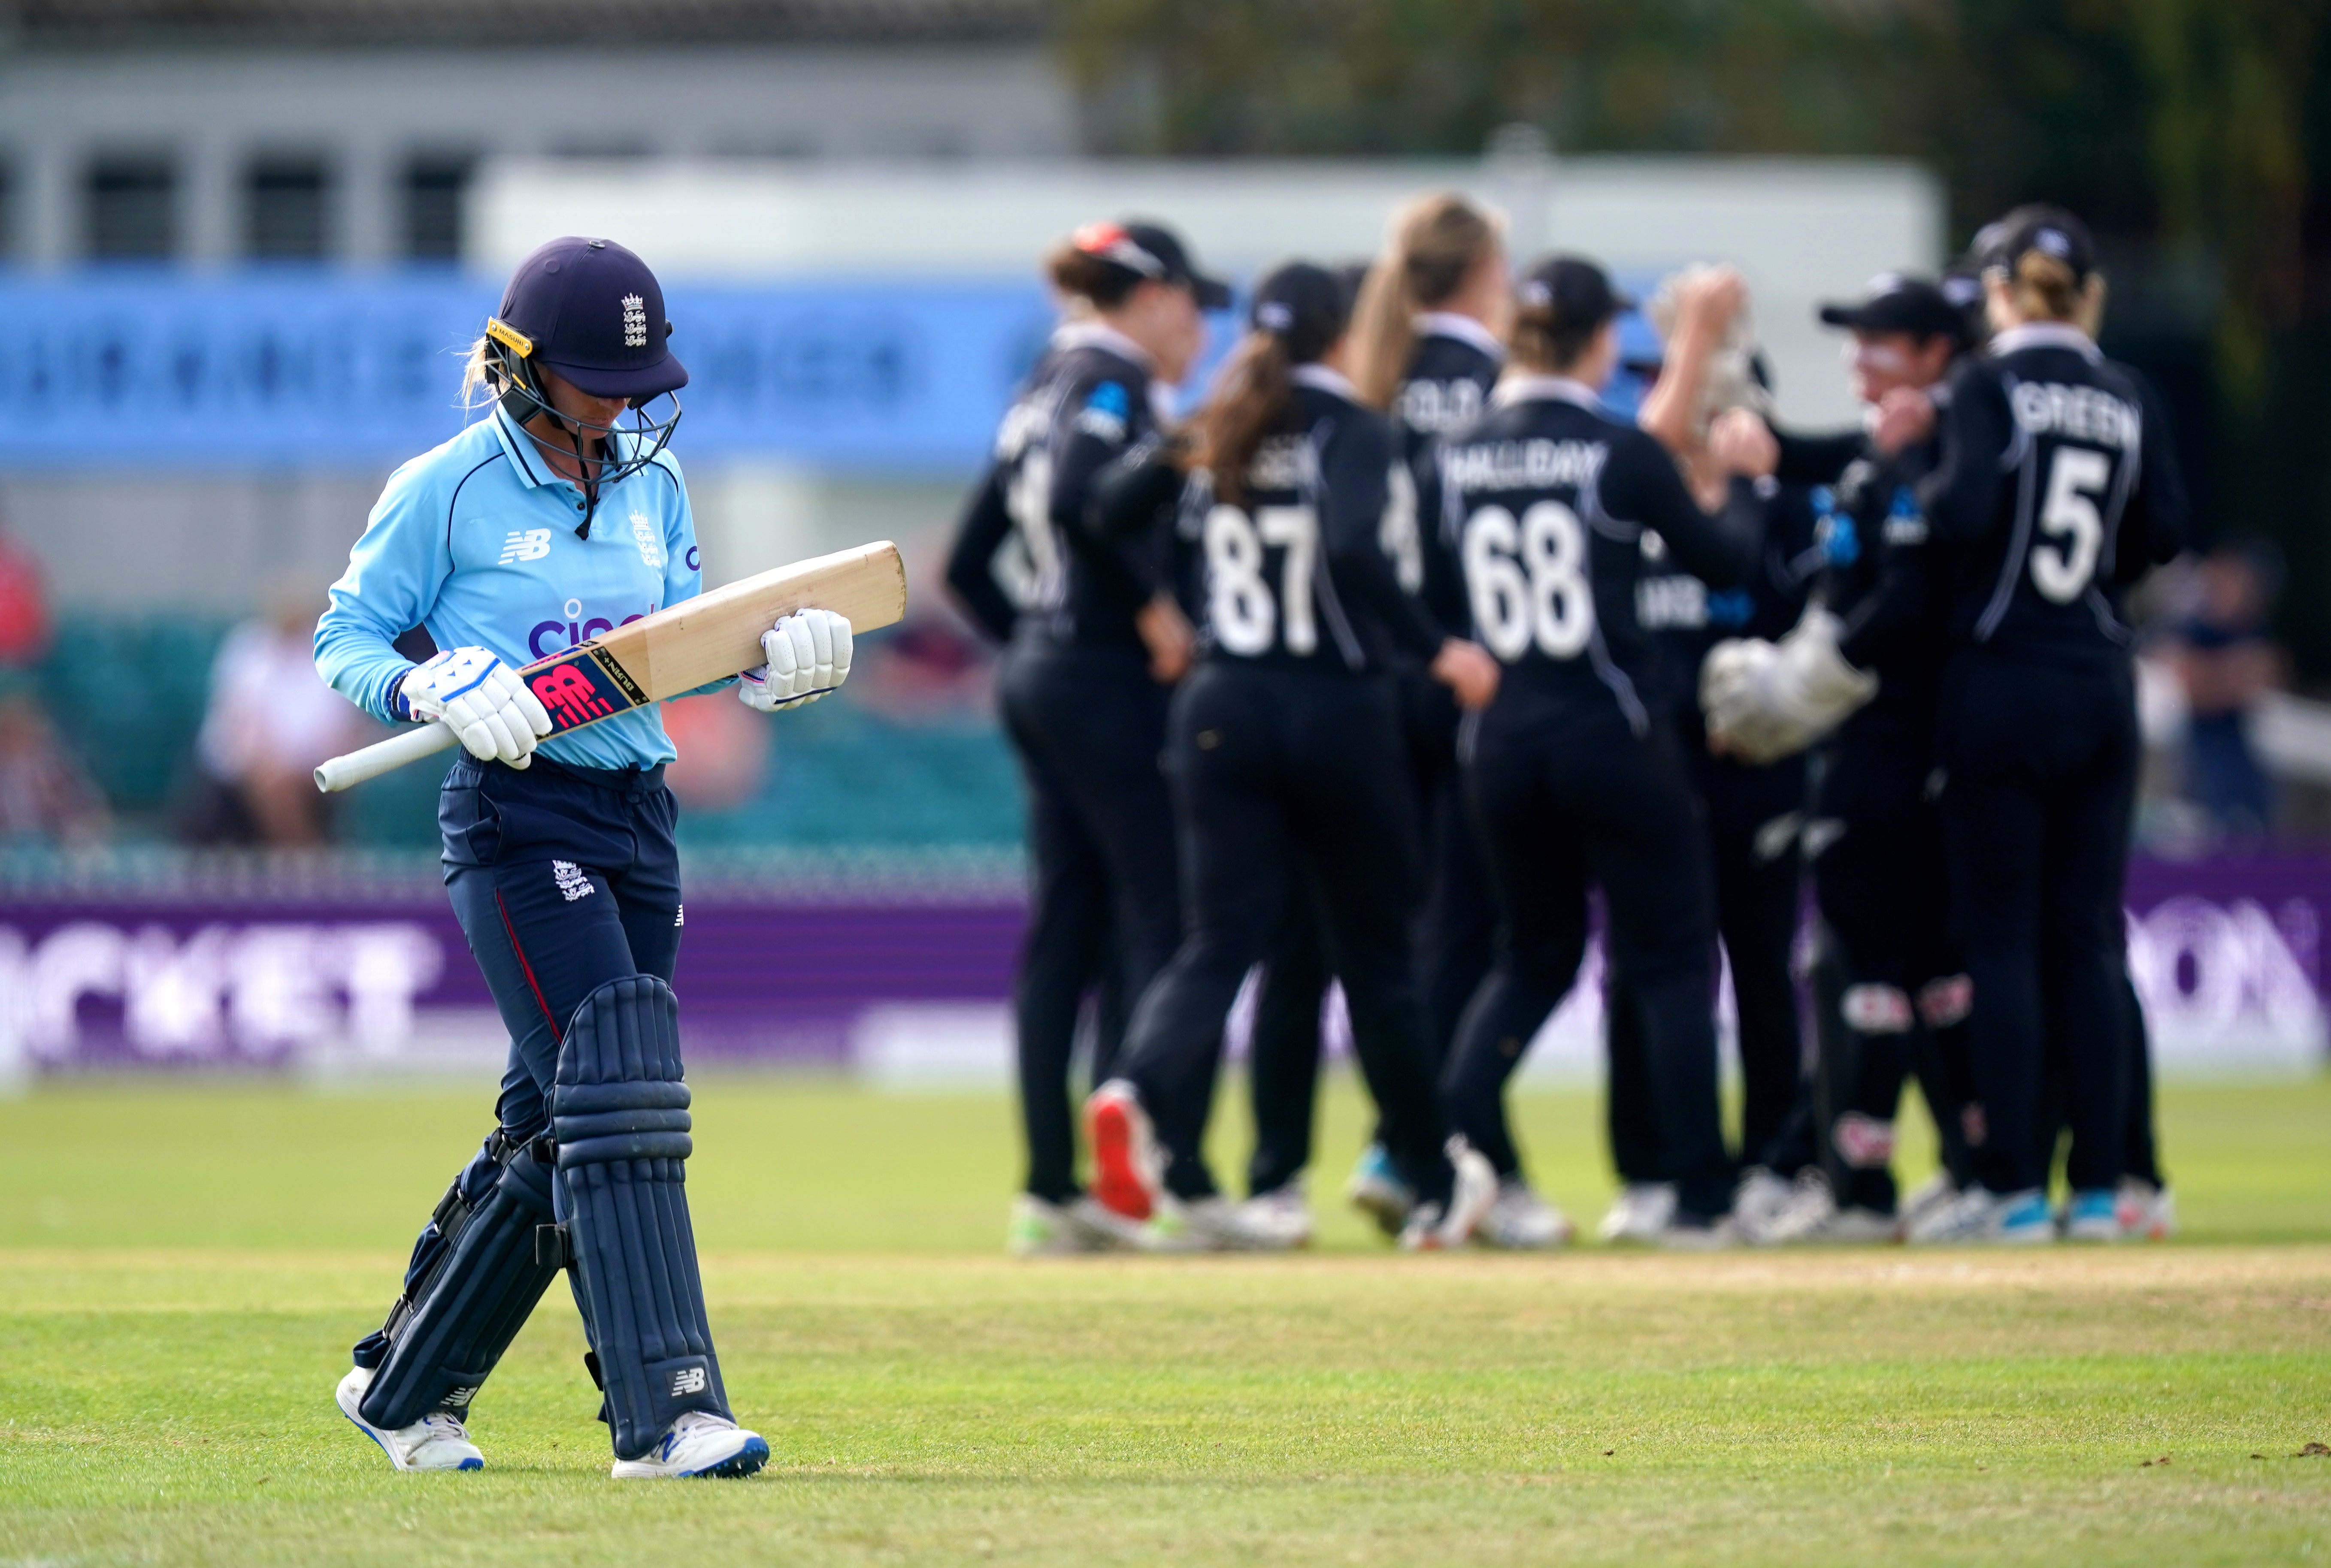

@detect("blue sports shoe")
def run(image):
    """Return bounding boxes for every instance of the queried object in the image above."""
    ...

[2062,1187,2122,1243]
[1344,1143,1414,1238]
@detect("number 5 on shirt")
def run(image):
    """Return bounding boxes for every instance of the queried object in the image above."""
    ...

[314,540,907,793]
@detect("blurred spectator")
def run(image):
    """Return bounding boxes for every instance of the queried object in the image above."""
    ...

[0,519,51,667]
[662,691,771,812]
[848,617,996,721]
[183,580,368,847]
[2167,544,2288,842]
[0,678,109,844]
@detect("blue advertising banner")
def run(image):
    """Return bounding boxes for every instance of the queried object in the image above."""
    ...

[0,269,1063,472]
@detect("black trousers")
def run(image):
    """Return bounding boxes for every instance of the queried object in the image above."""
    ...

[1117,662,1453,1207]
[1445,686,1734,1219]
[1938,650,2140,1195]
[998,640,1183,1204]
[1242,669,1493,1195]
[1605,726,1806,1184]
[1799,705,1979,1208]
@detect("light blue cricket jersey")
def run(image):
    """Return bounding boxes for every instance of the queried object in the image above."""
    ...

[316,406,730,771]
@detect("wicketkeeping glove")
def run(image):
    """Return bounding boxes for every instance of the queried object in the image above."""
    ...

[739,609,854,713]
[1699,607,1877,765]
[395,646,554,768]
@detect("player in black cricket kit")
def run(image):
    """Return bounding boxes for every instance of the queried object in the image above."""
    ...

[1701,274,1983,1243]
[945,220,1224,1256]
[1242,193,1515,1230]
[1084,261,1505,1252]
[318,240,854,1477]
[1893,210,2182,1242]
[1606,269,1817,1242]
[1436,255,1764,1244]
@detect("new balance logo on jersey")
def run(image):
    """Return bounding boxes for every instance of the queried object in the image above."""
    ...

[499,529,553,564]
[621,293,648,349]
[670,1366,708,1396]
[552,861,595,902]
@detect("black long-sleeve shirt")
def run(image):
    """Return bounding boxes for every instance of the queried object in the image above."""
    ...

[1432,375,1762,734]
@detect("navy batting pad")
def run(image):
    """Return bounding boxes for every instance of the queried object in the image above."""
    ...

[553,975,730,1459]
[362,1139,561,1430]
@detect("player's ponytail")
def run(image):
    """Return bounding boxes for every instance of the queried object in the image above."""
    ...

[2008,248,2085,324]
[1046,239,1144,311]
[1193,330,1295,506]
[1350,193,1502,409]
[458,334,498,408]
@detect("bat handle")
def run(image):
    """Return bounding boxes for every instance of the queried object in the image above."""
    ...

[314,722,460,793]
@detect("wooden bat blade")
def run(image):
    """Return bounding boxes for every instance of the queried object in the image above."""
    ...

[315,539,907,792]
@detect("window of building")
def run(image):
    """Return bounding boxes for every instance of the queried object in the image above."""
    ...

[86,154,176,259]
[403,153,473,261]
[247,155,330,260]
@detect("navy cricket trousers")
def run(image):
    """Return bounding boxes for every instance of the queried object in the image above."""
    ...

[353,754,683,1366]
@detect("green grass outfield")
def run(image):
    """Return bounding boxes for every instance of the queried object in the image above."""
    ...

[1,1075,2327,1566]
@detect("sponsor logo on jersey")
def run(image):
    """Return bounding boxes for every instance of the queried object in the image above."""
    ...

[1398,377,1485,434]
[552,860,595,903]
[684,545,700,572]
[499,528,553,564]
[621,293,648,350]
[1075,381,1130,442]
[630,511,664,569]
[1636,573,1705,630]
[670,1365,708,1396]
[528,607,651,659]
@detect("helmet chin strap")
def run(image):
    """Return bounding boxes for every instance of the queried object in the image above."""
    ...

[496,346,603,537]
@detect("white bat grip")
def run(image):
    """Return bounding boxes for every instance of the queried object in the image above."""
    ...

[313,722,460,793]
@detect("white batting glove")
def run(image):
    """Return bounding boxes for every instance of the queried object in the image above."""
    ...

[397,646,554,768]
[739,609,854,713]
[1699,608,1877,765]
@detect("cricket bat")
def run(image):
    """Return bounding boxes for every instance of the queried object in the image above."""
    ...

[314,540,907,793]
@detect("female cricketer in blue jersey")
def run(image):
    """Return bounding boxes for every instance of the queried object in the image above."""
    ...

[315,237,852,1479]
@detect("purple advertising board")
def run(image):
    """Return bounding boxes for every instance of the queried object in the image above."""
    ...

[1,853,2324,1078]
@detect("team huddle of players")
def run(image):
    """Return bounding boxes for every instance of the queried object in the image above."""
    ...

[946,192,2184,1254]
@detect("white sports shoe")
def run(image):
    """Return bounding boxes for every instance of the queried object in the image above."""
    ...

[610,1411,771,1479]
[1758,1177,1898,1245]
[2116,1178,2176,1241]
[1006,1193,1142,1255]
[1344,1143,1415,1238]
[1398,1140,1499,1251]
[1475,1178,1574,1249]
[1139,1195,1285,1252]
[1238,1184,1315,1249]
[336,1366,484,1472]
[1732,1167,1797,1239]
[1894,1170,1960,1240]
[1904,1185,2054,1245]
[1596,1182,1678,1244]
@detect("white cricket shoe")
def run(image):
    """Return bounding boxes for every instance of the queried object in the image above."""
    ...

[1904,1185,2054,1245]
[1475,1178,1574,1249]
[1139,1194,1284,1252]
[1732,1166,1797,1239]
[335,1366,483,1473]
[1238,1184,1315,1249]
[611,1411,771,1479]
[2116,1178,2177,1241]
[1894,1170,1960,1240]
[1344,1143,1415,1238]
[1007,1193,1142,1255]
[1596,1182,1677,1245]
[1085,1079,1165,1224]
[1758,1176,1898,1245]
[1398,1140,1499,1251]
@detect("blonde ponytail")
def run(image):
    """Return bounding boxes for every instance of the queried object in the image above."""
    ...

[1350,192,1502,409]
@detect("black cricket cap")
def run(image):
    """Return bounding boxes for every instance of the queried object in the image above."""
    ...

[1818,273,1973,346]
[1517,254,1632,336]
[1071,218,1232,310]
[493,236,687,401]
[1974,204,2095,284]
[1250,260,1352,364]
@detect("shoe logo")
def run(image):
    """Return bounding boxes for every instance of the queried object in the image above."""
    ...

[552,861,595,902]
[499,528,553,564]
[670,1366,708,1396]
